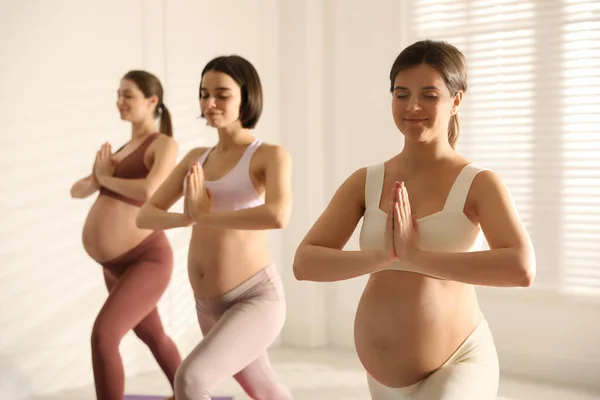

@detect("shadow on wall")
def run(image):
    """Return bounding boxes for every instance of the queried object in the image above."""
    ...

[0,358,33,400]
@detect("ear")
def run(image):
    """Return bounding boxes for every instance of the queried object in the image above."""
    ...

[451,91,463,116]
[148,95,159,110]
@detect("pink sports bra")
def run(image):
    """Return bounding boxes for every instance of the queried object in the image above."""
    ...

[193,138,264,212]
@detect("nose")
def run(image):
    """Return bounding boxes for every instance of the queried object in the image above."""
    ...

[204,96,217,109]
[406,96,421,111]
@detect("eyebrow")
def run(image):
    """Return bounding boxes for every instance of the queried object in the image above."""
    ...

[200,87,232,92]
[393,86,440,91]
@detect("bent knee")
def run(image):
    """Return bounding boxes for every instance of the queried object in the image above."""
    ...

[91,320,124,351]
[174,361,215,399]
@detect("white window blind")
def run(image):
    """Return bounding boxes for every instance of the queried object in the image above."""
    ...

[406,0,600,295]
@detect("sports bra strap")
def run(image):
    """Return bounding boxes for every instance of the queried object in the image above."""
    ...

[443,164,487,212]
[365,163,385,210]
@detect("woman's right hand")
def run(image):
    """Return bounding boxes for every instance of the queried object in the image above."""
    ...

[378,183,400,265]
[182,172,196,226]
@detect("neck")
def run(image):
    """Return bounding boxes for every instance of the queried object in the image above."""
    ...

[399,135,455,172]
[130,119,156,140]
[216,124,254,151]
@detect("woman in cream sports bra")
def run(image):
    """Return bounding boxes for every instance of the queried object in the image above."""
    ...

[293,40,536,400]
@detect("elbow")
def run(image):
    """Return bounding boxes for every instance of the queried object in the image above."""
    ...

[270,205,290,229]
[516,247,536,288]
[518,263,536,288]
[140,188,153,203]
[292,246,310,281]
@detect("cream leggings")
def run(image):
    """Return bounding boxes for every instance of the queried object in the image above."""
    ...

[174,263,294,400]
[367,318,499,400]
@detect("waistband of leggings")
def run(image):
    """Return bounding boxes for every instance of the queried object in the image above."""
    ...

[100,231,169,269]
[440,315,493,368]
[195,262,280,308]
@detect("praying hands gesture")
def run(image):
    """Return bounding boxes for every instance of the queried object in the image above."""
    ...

[383,181,419,263]
[184,163,213,224]
[94,142,115,184]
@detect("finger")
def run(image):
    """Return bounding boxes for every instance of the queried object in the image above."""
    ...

[187,171,195,194]
[397,184,405,222]
[401,183,410,223]
[387,200,394,234]
[192,164,200,187]
[404,187,413,231]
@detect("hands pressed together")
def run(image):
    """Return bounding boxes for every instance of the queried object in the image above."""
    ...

[93,142,115,185]
[183,163,213,226]
[382,181,420,265]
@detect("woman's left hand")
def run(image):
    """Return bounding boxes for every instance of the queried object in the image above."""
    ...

[94,142,115,182]
[393,181,419,261]
[186,163,213,222]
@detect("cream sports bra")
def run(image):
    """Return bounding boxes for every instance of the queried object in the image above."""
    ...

[359,163,486,272]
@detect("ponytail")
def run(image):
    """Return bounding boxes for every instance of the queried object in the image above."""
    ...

[159,103,173,137]
[448,114,459,149]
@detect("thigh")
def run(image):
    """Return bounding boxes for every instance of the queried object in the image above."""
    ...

[232,352,276,392]
[183,295,285,380]
[414,363,499,400]
[103,269,117,292]
[95,258,172,337]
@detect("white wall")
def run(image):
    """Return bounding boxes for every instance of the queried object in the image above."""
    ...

[0,0,280,397]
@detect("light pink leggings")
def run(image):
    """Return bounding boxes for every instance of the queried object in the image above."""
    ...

[174,263,294,400]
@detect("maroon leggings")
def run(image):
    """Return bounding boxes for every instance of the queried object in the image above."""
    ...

[92,231,182,400]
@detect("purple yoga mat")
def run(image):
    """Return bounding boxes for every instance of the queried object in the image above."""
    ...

[125,396,232,400]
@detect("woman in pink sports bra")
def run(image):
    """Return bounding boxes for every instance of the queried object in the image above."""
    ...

[294,40,536,400]
[70,70,181,400]
[137,55,294,400]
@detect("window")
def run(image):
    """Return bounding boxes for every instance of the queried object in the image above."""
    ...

[406,0,600,295]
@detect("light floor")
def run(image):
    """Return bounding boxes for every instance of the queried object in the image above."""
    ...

[31,347,600,400]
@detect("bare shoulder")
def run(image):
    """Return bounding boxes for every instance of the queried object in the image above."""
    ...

[470,168,508,201]
[181,146,210,168]
[256,142,291,163]
[151,134,178,151]
[344,166,368,196]
[321,166,367,214]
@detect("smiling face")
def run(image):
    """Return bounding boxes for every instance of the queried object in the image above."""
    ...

[199,70,243,129]
[391,63,463,146]
[116,78,158,123]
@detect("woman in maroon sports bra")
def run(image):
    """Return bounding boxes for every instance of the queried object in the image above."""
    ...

[70,70,181,400]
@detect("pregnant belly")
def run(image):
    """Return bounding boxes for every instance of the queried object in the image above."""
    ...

[82,195,153,262]
[354,272,480,388]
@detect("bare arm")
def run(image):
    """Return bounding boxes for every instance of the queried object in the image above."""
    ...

[293,168,392,282]
[406,170,536,287]
[136,148,205,230]
[97,136,179,202]
[195,145,293,230]
[70,174,100,199]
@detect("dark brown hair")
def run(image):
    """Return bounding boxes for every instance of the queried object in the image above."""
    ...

[200,55,263,129]
[389,40,467,148]
[122,70,173,137]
